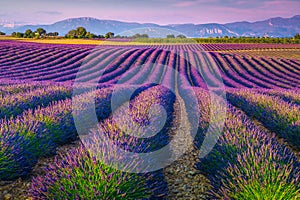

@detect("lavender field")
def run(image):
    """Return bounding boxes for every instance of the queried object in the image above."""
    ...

[0,40,299,199]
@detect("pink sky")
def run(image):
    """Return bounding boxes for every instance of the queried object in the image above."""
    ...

[0,0,299,25]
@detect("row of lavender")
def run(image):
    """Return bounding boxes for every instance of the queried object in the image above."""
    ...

[1,84,298,199]
[0,83,176,199]
[180,87,299,199]
[0,41,299,90]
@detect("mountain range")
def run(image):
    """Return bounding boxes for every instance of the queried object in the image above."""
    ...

[1,15,299,38]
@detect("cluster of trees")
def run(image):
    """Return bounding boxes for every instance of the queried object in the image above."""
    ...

[11,28,58,38]
[166,34,187,38]
[113,33,148,39]
[114,33,187,39]
[65,27,99,39]
[65,27,115,39]
[0,31,5,35]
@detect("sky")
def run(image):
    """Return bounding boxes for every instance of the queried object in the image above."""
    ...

[0,0,299,25]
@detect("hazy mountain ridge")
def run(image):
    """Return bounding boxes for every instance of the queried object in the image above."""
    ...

[1,15,299,37]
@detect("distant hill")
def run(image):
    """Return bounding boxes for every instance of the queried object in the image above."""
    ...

[1,15,300,38]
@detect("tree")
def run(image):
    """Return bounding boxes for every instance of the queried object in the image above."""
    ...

[36,28,46,37]
[105,32,114,39]
[141,34,149,38]
[15,32,24,38]
[132,33,149,38]
[24,29,33,38]
[295,33,300,39]
[166,34,175,38]
[76,27,87,38]
[0,31,5,35]
[46,32,59,37]
[11,32,16,37]
[85,32,97,39]
[66,29,77,38]
[176,34,186,39]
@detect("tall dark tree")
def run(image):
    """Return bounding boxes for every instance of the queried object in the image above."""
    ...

[166,34,175,38]
[24,29,33,38]
[76,27,87,38]
[36,28,46,37]
[66,29,77,38]
[176,34,186,38]
[105,32,114,39]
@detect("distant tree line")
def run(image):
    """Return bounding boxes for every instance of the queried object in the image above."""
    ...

[10,28,58,38]
[6,27,300,44]
[114,33,187,39]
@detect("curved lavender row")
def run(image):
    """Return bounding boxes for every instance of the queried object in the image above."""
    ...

[211,52,259,88]
[30,140,152,199]
[161,51,176,90]
[0,46,78,67]
[32,48,115,81]
[209,53,251,88]
[198,52,226,88]
[0,84,161,180]
[227,89,300,149]
[0,48,69,71]
[287,59,300,71]
[155,52,170,85]
[177,50,193,87]
[124,49,163,85]
[0,87,115,180]
[202,106,299,199]
[255,56,300,86]
[262,57,300,82]
[185,51,209,88]
[0,45,29,58]
[231,55,286,89]
[273,58,300,75]
[51,47,121,82]
[251,57,299,87]
[0,49,83,79]
[0,85,73,119]
[70,48,132,83]
[0,48,52,66]
[98,85,176,153]
[98,48,147,84]
[26,51,90,80]
[224,54,280,88]
[0,49,57,70]
[180,50,195,87]
[110,49,156,85]
[182,88,300,199]
[106,48,158,85]
[0,50,88,80]
[242,56,294,89]
[142,49,169,85]
[0,48,85,74]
